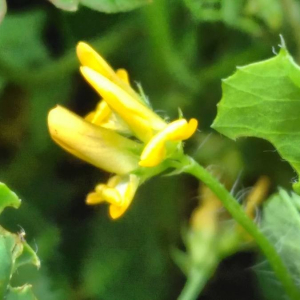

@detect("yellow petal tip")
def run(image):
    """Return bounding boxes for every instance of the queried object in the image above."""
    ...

[109,205,126,220]
[86,192,104,205]
[185,118,198,139]
[76,42,93,63]
[76,41,89,52]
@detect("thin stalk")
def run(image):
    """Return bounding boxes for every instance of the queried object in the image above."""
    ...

[178,263,218,300]
[178,269,211,300]
[175,155,300,300]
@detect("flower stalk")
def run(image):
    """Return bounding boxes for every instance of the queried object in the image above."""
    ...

[48,42,197,219]
[174,155,300,300]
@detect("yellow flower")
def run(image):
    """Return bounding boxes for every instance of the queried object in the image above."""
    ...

[86,174,140,219]
[77,42,198,166]
[48,106,140,175]
[48,42,198,219]
[139,118,198,167]
[191,184,222,233]
[244,176,270,219]
[48,106,141,219]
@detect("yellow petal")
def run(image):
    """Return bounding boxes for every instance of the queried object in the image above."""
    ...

[85,100,132,134]
[245,176,270,219]
[139,132,167,167]
[167,118,198,141]
[76,42,140,101]
[77,42,116,80]
[191,184,222,232]
[86,175,140,219]
[80,66,166,142]
[85,100,111,125]
[139,118,198,167]
[109,175,139,219]
[116,68,130,85]
[48,106,140,175]
[86,192,105,205]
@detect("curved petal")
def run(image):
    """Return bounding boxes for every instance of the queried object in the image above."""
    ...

[80,66,166,142]
[139,118,198,167]
[85,100,131,134]
[77,42,116,81]
[116,68,130,85]
[85,100,111,125]
[48,106,140,175]
[167,118,198,141]
[86,175,140,219]
[139,131,167,167]
[76,42,140,101]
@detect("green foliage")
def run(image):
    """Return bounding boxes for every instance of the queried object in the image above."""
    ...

[0,10,49,69]
[257,189,300,300]
[49,0,151,13]
[6,285,37,300]
[183,0,282,35]
[212,42,300,192]
[0,183,20,214]
[0,183,40,300]
[2,1,300,300]
[80,178,184,300]
[174,224,242,300]
[245,0,282,30]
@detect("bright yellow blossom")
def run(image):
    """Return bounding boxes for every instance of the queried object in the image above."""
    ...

[48,106,140,175]
[244,176,270,219]
[48,106,141,219]
[139,118,198,167]
[77,42,198,165]
[86,174,140,219]
[48,42,198,219]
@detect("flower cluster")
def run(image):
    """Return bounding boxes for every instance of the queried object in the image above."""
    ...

[48,42,197,219]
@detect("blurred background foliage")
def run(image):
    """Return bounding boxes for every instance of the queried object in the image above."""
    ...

[0,0,300,299]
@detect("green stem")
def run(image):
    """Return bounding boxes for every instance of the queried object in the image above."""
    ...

[178,258,218,300]
[178,267,213,300]
[176,155,300,300]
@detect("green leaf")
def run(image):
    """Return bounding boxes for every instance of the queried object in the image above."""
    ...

[0,183,21,214]
[0,184,39,299]
[0,232,15,297]
[49,0,151,13]
[212,44,300,192]
[256,189,300,300]
[6,285,37,300]
[0,226,40,299]
[13,242,41,273]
